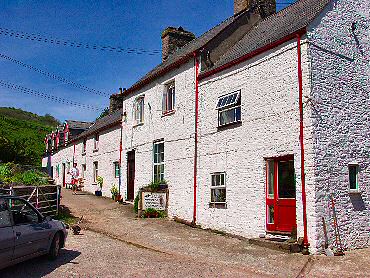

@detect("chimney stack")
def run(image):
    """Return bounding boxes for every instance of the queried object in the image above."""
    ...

[234,0,276,16]
[109,88,125,114]
[161,26,195,62]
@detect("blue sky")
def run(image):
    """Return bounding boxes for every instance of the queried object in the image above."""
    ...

[0,0,295,122]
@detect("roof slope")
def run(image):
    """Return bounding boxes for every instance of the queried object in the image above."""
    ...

[66,120,93,130]
[207,0,331,71]
[73,108,122,142]
[125,9,251,94]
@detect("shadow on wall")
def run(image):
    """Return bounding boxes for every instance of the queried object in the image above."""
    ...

[1,249,81,278]
[349,194,366,211]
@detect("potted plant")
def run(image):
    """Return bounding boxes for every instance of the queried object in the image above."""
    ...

[95,176,103,196]
[110,184,119,200]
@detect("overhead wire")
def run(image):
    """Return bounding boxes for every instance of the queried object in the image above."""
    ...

[0,80,102,111]
[0,27,161,56]
[0,53,110,97]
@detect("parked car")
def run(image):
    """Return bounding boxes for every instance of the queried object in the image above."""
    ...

[0,195,68,270]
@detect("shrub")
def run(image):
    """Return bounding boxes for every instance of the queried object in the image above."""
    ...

[133,191,140,213]
[97,176,103,189]
[110,184,119,199]
[148,179,167,191]
[0,163,12,184]
[141,208,166,218]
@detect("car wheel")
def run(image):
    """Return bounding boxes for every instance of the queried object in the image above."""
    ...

[48,233,61,260]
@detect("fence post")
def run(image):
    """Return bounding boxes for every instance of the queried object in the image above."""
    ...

[36,186,39,208]
[56,185,60,216]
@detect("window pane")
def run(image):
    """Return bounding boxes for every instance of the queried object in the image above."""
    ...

[278,160,295,198]
[0,200,11,228]
[349,165,358,190]
[10,199,39,224]
[267,160,274,198]
[220,173,225,186]
[211,188,226,203]
[268,205,274,224]
[212,175,216,186]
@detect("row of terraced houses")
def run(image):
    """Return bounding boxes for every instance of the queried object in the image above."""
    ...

[43,0,369,254]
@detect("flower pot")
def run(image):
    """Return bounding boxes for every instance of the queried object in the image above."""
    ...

[95,190,102,196]
[159,183,168,190]
[115,195,121,202]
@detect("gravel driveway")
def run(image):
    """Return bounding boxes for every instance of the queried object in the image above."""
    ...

[1,230,265,278]
[2,189,369,277]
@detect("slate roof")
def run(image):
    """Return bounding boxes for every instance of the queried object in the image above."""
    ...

[72,108,123,142]
[125,8,251,94]
[66,120,93,130]
[208,0,331,71]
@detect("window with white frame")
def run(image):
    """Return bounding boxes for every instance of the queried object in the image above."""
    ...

[114,162,120,178]
[82,139,87,154]
[93,161,98,183]
[349,164,359,191]
[94,133,99,150]
[216,90,241,127]
[81,164,86,179]
[210,172,226,208]
[163,81,175,114]
[134,96,144,125]
[153,140,164,182]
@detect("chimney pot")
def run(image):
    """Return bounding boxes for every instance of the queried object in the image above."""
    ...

[161,26,195,62]
[234,0,276,16]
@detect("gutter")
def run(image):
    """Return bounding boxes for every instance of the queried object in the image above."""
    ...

[192,52,200,226]
[296,33,309,255]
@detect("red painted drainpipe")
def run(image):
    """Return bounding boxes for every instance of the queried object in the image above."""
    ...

[296,33,309,254]
[118,112,123,198]
[192,52,200,226]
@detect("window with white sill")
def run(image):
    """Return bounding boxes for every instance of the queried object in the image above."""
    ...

[216,90,241,127]
[134,96,144,125]
[163,81,175,114]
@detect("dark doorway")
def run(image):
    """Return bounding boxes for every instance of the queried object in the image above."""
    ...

[62,163,66,188]
[127,150,135,201]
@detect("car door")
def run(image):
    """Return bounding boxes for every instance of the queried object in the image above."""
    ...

[0,198,15,269]
[9,198,52,259]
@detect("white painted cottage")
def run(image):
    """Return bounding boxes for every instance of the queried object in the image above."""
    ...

[119,0,369,254]
[45,0,369,254]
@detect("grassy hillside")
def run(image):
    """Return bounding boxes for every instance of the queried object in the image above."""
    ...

[0,107,60,165]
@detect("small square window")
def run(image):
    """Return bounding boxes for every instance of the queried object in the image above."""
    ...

[349,164,359,191]
[210,172,226,208]
[217,90,241,127]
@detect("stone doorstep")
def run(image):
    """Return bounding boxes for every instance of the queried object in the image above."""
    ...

[248,238,302,253]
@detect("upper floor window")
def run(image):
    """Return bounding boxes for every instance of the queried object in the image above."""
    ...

[65,132,69,144]
[94,134,99,151]
[163,81,175,114]
[216,90,241,127]
[134,96,144,125]
[82,139,87,154]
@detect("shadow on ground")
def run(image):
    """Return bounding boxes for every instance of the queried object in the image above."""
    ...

[0,249,81,278]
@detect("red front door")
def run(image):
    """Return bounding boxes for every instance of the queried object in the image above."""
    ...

[266,156,296,233]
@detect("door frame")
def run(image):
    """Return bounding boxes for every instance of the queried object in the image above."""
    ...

[265,155,296,233]
[126,150,135,201]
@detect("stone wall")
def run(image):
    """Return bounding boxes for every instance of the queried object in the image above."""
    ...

[307,0,370,251]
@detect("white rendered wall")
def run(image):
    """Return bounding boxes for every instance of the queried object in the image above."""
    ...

[307,0,370,251]
[121,61,196,221]
[197,40,316,249]
[50,125,122,198]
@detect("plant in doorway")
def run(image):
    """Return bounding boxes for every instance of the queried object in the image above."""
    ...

[95,176,104,196]
[110,184,121,201]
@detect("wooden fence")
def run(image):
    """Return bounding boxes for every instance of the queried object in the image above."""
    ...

[0,185,61,216]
